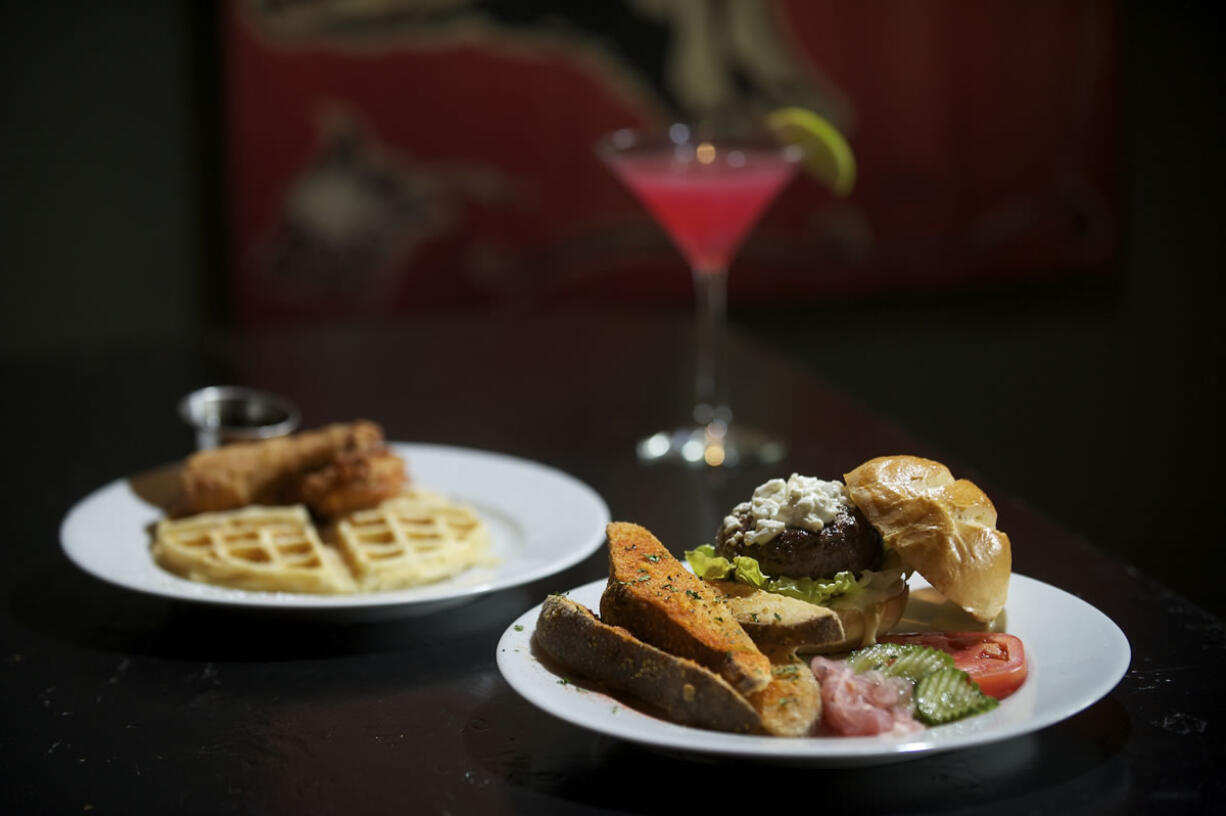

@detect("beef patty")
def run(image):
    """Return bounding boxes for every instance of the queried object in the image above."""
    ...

[714,505,883,579]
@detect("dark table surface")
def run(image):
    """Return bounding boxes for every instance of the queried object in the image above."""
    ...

[3,309,1223,814]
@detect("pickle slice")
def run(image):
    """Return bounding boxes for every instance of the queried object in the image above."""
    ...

[847,643,955,682]
[846,642,909,673]
[914,668,999,725]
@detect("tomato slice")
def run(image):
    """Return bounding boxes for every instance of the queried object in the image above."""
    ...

[879,632,1027,700]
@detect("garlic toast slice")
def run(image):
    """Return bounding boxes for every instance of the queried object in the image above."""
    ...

[599,522,772,696]
[745,648,822,737]
[534,594,761,734]
[711,580,846,653]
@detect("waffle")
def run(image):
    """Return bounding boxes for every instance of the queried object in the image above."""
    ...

[333,489,494,591]
[153,505,355,594]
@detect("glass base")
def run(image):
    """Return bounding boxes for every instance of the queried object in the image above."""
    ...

[636,423,787,468]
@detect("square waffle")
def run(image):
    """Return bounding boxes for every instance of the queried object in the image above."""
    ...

[153,505,354,594]
[333,489,493,591]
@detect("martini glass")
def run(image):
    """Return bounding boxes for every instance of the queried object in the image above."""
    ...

[598,123,801,467]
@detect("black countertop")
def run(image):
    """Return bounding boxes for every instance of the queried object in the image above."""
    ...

[2,312,1222,814]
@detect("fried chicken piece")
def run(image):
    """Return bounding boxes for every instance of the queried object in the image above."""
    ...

[179,420,385,514]
[293,447,408,519]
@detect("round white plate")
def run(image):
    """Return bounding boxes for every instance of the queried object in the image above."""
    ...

[496,573,1130,765]
[61,443,610,620]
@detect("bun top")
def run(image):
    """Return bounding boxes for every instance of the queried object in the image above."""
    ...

[843,455,1011,622]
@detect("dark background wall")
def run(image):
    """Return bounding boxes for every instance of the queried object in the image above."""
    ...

[1,2,215,355]
[747,0,1225,617]
[2,2,1222,616]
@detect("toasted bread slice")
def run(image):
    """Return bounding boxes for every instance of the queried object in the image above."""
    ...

[599,522,771,696]
[534,594,761,734]
[711,581,846,653]
[746,648,822,737]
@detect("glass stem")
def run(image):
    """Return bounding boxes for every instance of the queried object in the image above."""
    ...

[691,265,730,426]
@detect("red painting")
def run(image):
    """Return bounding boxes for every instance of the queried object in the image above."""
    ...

[223,0,1118,323]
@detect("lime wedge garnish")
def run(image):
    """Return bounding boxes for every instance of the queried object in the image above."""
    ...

[766,107,856,197]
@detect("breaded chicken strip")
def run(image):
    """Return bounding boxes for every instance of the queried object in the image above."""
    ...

[179,420,386,514]
[292,447,408,519]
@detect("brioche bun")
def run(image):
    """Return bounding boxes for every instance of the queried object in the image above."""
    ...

[844,455,1011,622]
[821,583,911,653]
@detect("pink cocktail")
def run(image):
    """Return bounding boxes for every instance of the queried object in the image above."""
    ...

[598,125,801,466]
[608,150,798,274]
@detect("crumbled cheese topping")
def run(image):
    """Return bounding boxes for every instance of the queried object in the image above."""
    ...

[722,474,851,546]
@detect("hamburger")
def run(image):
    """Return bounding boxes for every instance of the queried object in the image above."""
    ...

[685,455,1012,653]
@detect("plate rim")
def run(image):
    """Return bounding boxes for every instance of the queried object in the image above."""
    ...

[59,442,611,614]
[496,572,1131,764]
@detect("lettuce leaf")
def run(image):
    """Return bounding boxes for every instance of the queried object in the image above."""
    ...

[684,544,862,606]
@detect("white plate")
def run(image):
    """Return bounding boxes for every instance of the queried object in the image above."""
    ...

[61,443,610,620]
[496,573,1130,765]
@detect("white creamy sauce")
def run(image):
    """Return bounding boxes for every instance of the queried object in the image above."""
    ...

[722,473,852,547]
